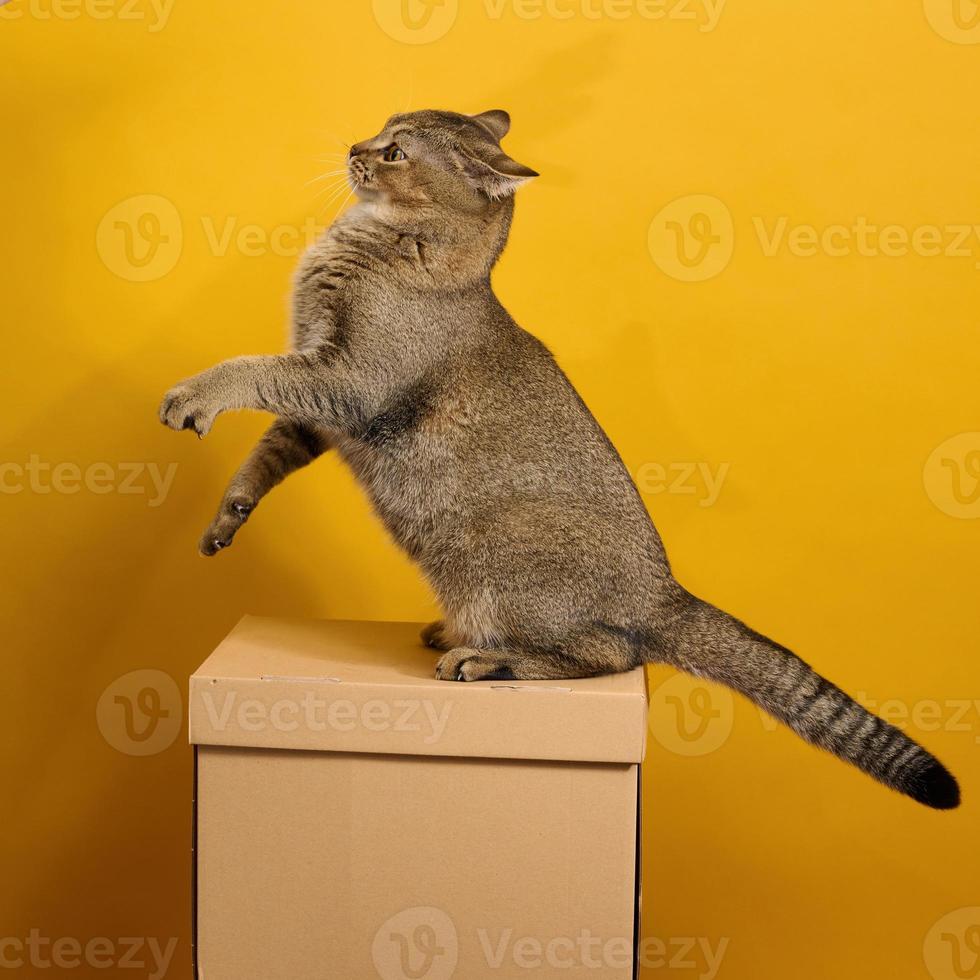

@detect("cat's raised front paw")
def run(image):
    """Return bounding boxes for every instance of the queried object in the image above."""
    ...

[159,378,218,437]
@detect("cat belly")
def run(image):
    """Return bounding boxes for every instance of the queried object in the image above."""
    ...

[335,438,448,555]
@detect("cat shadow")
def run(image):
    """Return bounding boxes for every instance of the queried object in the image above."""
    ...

[476,32,621,186]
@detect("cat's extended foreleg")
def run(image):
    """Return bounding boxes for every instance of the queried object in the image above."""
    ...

[159,351,352,436]
[199,419,331,556]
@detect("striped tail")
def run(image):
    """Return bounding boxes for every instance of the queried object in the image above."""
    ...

[660,591,960,809]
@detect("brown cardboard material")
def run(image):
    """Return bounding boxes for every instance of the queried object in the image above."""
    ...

[192,617,648,979]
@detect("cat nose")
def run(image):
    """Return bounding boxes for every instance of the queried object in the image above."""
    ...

[348,143,366,160]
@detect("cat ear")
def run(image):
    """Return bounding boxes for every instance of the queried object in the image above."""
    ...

[471,109,511,141]
[457,146,539,199]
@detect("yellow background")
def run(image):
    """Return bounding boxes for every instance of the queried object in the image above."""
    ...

[2,0,978,976]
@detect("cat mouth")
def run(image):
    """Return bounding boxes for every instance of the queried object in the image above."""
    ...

[347,160,371,189]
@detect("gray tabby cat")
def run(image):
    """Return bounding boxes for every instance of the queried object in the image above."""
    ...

[160,109,959,809]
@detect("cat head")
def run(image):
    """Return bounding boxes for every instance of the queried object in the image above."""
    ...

[346,109,538,213]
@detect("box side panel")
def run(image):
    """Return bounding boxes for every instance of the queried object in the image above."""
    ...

[633,764,643,980]
[192,747,199,980]
[197,747,638,980]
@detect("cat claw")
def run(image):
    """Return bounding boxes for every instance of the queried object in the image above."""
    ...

[436,648,495,682]
[159,384,216,437]
[199,532,233,557]
[421,621,451,650]
[199,498,254,557]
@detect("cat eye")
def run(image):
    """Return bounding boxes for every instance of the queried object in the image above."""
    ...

[383,145,407,162]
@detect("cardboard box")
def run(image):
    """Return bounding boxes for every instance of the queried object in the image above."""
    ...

[191,617,648,979]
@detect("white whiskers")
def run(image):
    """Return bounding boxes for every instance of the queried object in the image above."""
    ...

[305,168,349,187]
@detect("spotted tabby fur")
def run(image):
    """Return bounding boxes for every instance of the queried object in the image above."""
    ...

[160,109,958,808]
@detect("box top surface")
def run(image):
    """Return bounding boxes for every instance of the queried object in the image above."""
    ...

[190,616,649,764]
